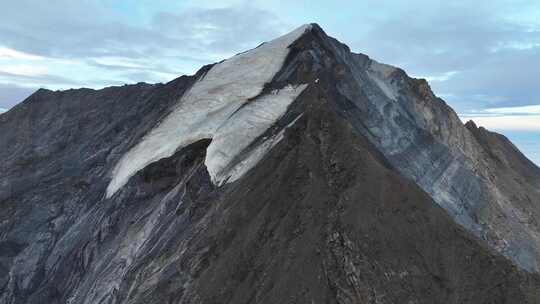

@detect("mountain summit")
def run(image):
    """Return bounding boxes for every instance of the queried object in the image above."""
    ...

[1,23,540,304]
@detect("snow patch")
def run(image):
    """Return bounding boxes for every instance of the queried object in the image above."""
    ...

[106,24,312,198]
[219,112,305,185]
[206,84,308,185]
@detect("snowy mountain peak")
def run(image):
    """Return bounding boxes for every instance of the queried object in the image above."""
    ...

[106,24,312,198]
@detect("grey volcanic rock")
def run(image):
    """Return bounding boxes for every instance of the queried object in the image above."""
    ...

[1,24,540,303]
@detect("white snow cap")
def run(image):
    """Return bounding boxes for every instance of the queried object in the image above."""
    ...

[106,24,312,198]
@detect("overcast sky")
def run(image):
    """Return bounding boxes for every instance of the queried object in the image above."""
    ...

[0,0,538,164]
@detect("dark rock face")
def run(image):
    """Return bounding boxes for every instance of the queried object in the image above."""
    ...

[1,24,540,303]
[288,26,540,272]
[0,77,198,303]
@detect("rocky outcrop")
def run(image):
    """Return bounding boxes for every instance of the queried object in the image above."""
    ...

[1,23,540,303]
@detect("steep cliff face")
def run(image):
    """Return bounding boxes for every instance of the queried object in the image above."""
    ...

[285,27,540,272]
[1,24,540,304]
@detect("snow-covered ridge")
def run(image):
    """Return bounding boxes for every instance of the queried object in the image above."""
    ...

[106,24,312,198]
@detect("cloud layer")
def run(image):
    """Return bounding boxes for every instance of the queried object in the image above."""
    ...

[0,1,293,108]
[460,104,540,131]
[0,1,539,136]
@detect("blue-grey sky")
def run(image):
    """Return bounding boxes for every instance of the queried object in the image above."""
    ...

[0,0,538,164]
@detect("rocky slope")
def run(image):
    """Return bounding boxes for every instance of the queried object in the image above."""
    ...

[1,24,540,303]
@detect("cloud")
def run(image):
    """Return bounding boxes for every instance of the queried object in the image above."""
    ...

[0,71,80,87]
[460,104,540,131]
[0,0,539,118]
[0,65,48,77]
[0,1,292,109]
[483,104,540,115]
[151,6,288,58]
[461,115,540,131]
[0,47,44,60]
[432,47,540,111]
[337,0,540,112]
[0,1,288,61]
[0,108,7,113]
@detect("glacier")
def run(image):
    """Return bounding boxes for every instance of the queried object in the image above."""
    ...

[106,24,311,198]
